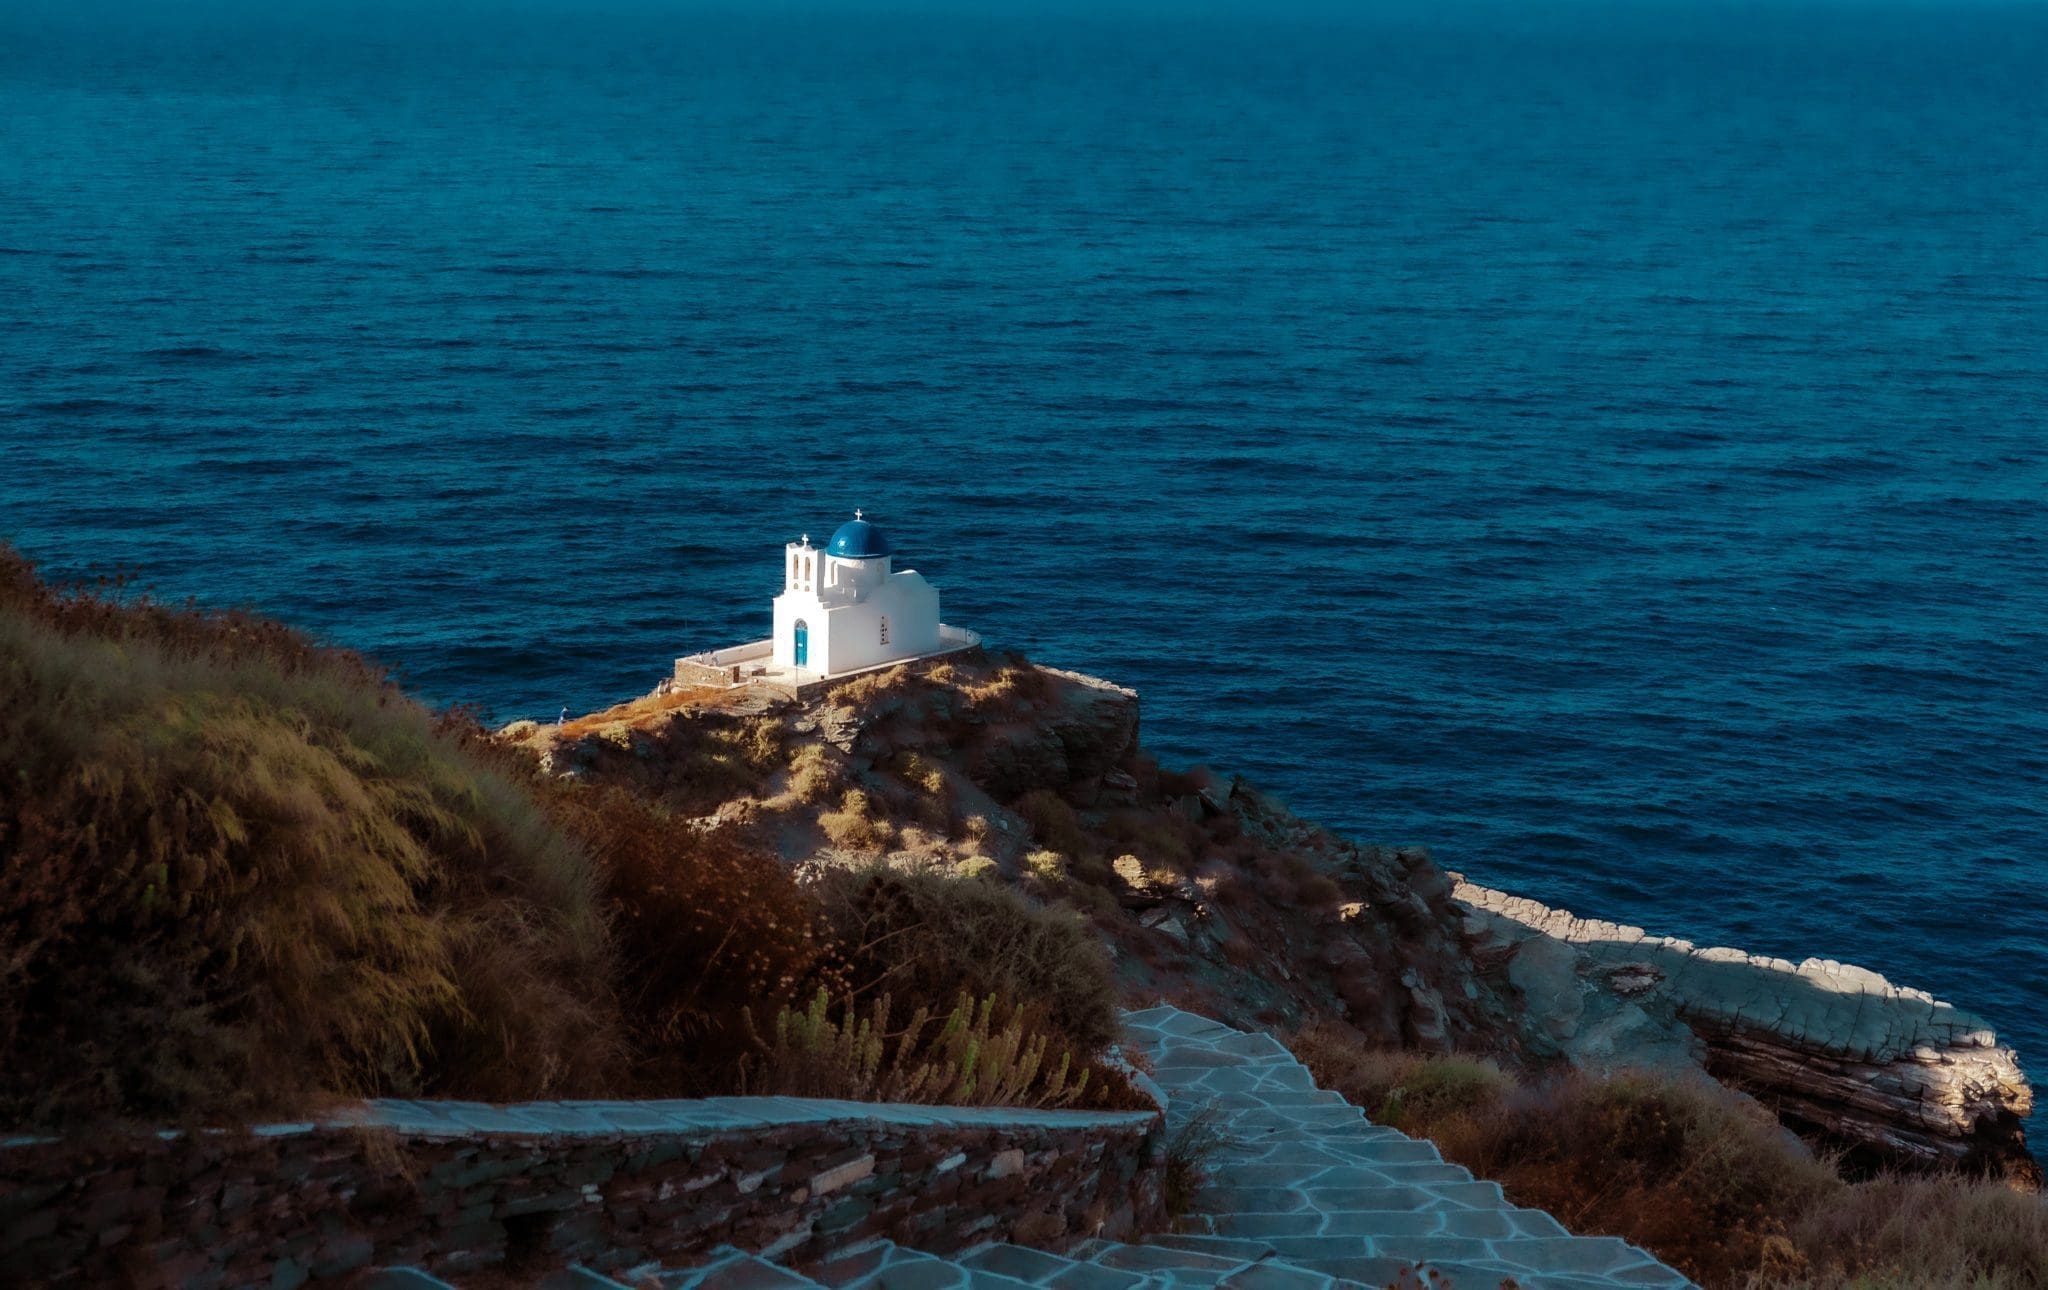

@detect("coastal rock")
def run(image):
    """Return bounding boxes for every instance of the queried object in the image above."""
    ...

[1456,879,2035,1178]
[964,668,1140,799]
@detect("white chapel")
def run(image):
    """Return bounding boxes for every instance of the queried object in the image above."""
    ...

[771,512,948,677]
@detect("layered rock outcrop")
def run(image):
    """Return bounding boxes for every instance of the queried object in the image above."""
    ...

[505,651,2034,1183]
[1458,880,2036,1179]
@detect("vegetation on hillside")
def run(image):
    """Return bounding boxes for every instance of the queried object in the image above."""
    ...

[0,550,1132,1125]
[744,988,1129,1109]
[0,551,619,1124]
[13,547,2040,1289]
[1292,1022,2048,1290]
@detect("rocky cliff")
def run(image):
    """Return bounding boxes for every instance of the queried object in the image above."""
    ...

[1458,881,2036,1181]
[506,650,2034,1183]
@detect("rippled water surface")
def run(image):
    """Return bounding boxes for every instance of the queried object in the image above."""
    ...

[4,1,2046,1096]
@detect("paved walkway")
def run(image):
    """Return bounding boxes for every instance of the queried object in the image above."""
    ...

[396,1007,1695,1290]
[1111,1005,1692,1290]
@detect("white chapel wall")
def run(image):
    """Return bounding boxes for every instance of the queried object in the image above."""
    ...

[818,571,941,675]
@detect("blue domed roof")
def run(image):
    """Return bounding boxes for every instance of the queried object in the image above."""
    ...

[826,515,893,559]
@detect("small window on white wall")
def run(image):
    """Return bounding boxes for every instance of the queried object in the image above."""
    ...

[804,557,812,582]
[879,616,889,646]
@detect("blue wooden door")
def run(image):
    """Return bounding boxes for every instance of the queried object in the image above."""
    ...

[794,620,809,668]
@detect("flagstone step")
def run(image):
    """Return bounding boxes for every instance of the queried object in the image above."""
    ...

[816,1239,1043,1290]
[1117,1006,1698,1290]
[663,1246,829,1289]
[478,1004,1698,1290]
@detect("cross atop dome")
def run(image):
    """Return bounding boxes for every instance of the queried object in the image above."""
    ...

[826,512,892,559]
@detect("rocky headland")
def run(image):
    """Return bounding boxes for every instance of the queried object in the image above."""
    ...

[504,650,2036,1184]
[10,550,2040,1289]
[1458,882,2035,1180]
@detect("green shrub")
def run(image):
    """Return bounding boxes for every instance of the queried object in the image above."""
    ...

[818,788,895,852]
[812,864,1121,1056]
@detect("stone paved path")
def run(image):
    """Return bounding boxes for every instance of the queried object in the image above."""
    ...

[1113,1005,1694,1290]
[408,1007,1696,1290]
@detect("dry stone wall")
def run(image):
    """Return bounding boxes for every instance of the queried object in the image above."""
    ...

[0,1098,1164,1288]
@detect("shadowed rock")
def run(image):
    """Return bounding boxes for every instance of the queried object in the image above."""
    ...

[1457,880,2035,1179]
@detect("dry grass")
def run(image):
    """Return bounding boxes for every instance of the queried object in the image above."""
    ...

[553,683,752,738]
[786,742,845,804]
[812,864,1123,1057]
[945,654,1054,709]
[818,788,897,852]
[1024,849,1069,883]
[1768,1176,2048,1288]
[1163,1104,1236,1221]
[0,551,1195,1122]
[546,790,833,1094]
[0,550,619,1126]
[1291,1023,1512,1131]
[1291,1021,2048,1289]
[827,664,918,715]
[957,812,995,853]
[745,988,1112,1109]
[887,750,948,797]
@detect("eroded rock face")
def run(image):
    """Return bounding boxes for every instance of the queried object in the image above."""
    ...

[960,667,1141,801]
[1457,879,2036,1179]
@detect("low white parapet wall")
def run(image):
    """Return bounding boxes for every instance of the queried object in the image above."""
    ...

[674,628,984,694]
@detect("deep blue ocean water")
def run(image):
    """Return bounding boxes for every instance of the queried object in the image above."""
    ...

[3,1,2045,1104]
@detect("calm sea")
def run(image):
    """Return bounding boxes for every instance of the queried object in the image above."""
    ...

[4,1,2045,1108]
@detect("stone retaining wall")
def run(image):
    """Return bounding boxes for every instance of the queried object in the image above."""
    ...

[0,1097,1164,1288]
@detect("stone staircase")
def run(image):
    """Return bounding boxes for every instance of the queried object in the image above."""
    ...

[382,1007,1695,1290]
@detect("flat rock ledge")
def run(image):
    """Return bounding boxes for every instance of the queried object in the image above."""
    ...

[1455,879,2034,1177]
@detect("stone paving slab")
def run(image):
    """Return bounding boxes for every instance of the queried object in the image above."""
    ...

[820,1240,1042,1290]
[397,1006,1693,1290]
[1117,1006,1696,1290]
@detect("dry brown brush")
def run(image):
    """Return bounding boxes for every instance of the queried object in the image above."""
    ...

[1292,1021,2048,1290]
[813,864,1122,1057]
[544,789,835,1094]
[0,549,619,1126]
[745,988,1102,1108]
